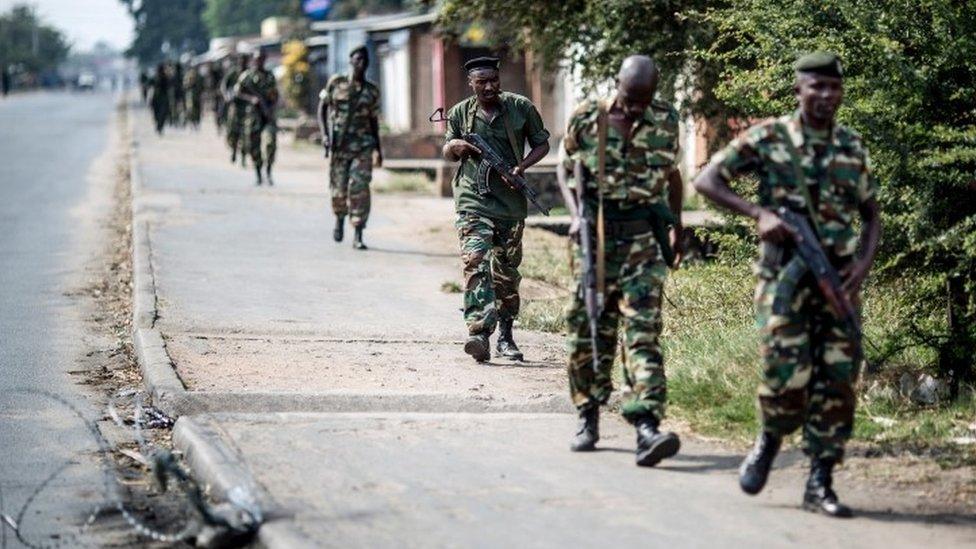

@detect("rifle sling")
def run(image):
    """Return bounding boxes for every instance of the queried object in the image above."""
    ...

[596,101,608,299]
[773,121,824,238]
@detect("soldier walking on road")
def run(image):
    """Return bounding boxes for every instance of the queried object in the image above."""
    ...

[184,65,204,130]
[149,63,170,135]
[443,56,550,363]
[223,54,249,167]
[557,56,684,467]
[317,46,383,250]
[693,52,882,517]
[235,50,279,186]
[209,60,225,133]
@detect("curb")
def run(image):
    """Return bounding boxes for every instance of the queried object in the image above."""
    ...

[173,417,316,549]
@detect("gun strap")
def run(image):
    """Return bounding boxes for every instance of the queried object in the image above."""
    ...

[774,121,824,238]
[501,105,524,164]
[596,101,608,298]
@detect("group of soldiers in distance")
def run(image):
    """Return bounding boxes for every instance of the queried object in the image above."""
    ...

[142,44,880,519]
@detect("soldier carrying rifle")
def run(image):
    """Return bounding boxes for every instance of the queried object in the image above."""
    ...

[443,56,551,363]
[557,55,685,467]
[693,52,882,517]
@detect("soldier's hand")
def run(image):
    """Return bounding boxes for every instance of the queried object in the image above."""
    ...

[756,209,796,243]
[669,225,684,268]
[447,139,480,160]
[840,259,870,300]
[568,216,581,240]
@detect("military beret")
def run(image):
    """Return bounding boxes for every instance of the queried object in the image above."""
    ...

[464,56,500,73]
[794,51,843,78]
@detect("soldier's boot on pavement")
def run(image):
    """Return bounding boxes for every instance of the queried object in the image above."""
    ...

[569,406,599,452]
[353,227,367,250]
[634,417,681,467]
[230,148,237,164]
[254,164,263,186]
[333,216,345,242]
[265,164,274,186]
[803,457,853,518]
[495,319,523,361]
[463,333,490,363]
[738,431,782,495]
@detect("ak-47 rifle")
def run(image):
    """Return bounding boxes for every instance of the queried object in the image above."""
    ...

[573,160,602,372]
[461,133,550,216]
[777,207,863,361]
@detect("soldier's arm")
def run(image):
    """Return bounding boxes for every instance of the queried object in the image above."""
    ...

[841,196,882,295]
[316,94,328,144]
[369,90,382,164]
[667,167,684,267]
[442,107,478,162]
[513,101,551,176]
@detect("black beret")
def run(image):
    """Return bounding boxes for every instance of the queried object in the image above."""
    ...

[795,51,843,78]
[464,56,500,73]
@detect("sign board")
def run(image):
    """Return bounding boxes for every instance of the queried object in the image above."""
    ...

[302,0,332,21]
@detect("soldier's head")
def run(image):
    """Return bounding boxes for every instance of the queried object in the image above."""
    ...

[465,57,501,104]
[237,53,250,70]
[253,51,267,70]
[794,52,844,127]
[615,55,659,119]
[350,46,369,78]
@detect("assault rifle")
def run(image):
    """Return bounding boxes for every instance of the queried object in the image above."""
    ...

[462,133,550,216]
[573,161,602,372]
[778,207,863,360]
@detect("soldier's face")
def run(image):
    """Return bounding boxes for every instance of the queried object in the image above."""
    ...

[350,52,367,75]
[796,74,843,124]
[469,69,501,103]
[616,85,654,119]
[254,54,266,69]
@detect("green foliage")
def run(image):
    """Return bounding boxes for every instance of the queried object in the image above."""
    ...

[0,4,70,74]
[202,0,299,38]
[119,0,210,65]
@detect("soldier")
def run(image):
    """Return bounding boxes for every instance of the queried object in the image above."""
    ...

[169,62,185,127]
[557,56,684,467]
[235,50,279,185]
[223,54,249,166]
[149,63,169,135]
[209,60,226,132]
[442,56,550,362]
[183,65,204,130]
[317,46,383,250]
[693,52,882,517]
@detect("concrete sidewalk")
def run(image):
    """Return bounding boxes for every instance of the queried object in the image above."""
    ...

[128,103,975,547]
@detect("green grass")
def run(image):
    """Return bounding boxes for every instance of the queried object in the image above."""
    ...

[373,172,433,194]
[517,229,976,455]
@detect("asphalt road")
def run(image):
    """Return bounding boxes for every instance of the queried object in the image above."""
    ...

[0,91,118,547]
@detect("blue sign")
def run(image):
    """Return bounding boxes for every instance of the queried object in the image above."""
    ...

[303,0,332,21]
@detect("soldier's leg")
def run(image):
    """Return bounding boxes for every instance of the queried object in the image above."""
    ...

[247,117,264,170]
[455,213,498,336]
[489,219,524,321]
[618,233,670,424]
[329,152,353,218]
[264,124,277,169]
[803,303,858,461]
[347,150,373,228]
[566,288,622,410]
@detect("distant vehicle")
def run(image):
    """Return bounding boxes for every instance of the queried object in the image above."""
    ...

[76,72,96,91]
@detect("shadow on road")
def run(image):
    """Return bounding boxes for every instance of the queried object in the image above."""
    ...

[765,503,976,527]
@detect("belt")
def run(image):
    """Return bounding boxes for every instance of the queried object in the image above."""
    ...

[604,218,653,238]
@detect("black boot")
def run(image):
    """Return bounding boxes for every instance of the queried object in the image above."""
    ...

[230,148,236,164]
[803,457,853,518]
[570,406,599,452]
[254,164,263,186]
[463,333,490,362]
[333,216,345,242]
[635,417,680,467]
[353,226,367,250]
[739,431,782,495]
[265,164,274,186]
[496,318,523,361]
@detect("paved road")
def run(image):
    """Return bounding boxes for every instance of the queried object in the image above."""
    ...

[0,91,119,546]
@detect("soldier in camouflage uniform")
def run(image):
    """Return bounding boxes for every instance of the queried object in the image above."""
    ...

[558,56,685,467]
[183,65,204,130]
[443,56,550,363]
[693,52,882,517]
[317,46,383,249]
[235,50,278,185]
[222,54,249,167]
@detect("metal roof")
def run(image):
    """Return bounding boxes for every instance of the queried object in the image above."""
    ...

[309,11,436,33]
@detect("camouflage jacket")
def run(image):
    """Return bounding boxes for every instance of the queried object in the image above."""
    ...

[712,110,878,261]
[319,74,380,153]
[235,68,277,109]
[563,98,680,210]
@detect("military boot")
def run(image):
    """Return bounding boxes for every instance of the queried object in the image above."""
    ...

[496,318,523,361]
[266,165,274,186]
[463,333,490,362]
[254,164,263,186]
[569,406,599,452]
[739,431,781,495]
[230,149,237,164]
[803,457,853,518]
[333,216,345,242]
[353,227,367,250]
[635,417,680,467]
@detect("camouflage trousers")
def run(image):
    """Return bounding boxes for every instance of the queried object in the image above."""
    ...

[330,149,373,228]
[455,212,523,336]
[567,229,669,424]
[243,112,277,169]
[755,275,859,460]
[225,102,245,151]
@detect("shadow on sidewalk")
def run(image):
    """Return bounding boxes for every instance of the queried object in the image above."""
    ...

[765,503,976,527]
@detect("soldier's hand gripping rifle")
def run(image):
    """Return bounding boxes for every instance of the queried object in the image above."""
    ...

[777,207,863,362]
[573,160,602,373]
[462,133,550,216]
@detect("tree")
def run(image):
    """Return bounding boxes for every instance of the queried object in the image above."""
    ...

[0,4,70,75]
[328,0,405,20]
[119,0,209,65]
[202,0,300,38]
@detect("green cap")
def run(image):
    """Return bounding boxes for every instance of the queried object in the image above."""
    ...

[794,51,843,78]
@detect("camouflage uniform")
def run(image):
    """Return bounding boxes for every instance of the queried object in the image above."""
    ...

[183,69,204,126]
[320,74,380,228]
[563,98,680,424]
[711,110,877,460]
[445,92,550,336]
[223,67,245,152]
[236,67,278,170]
